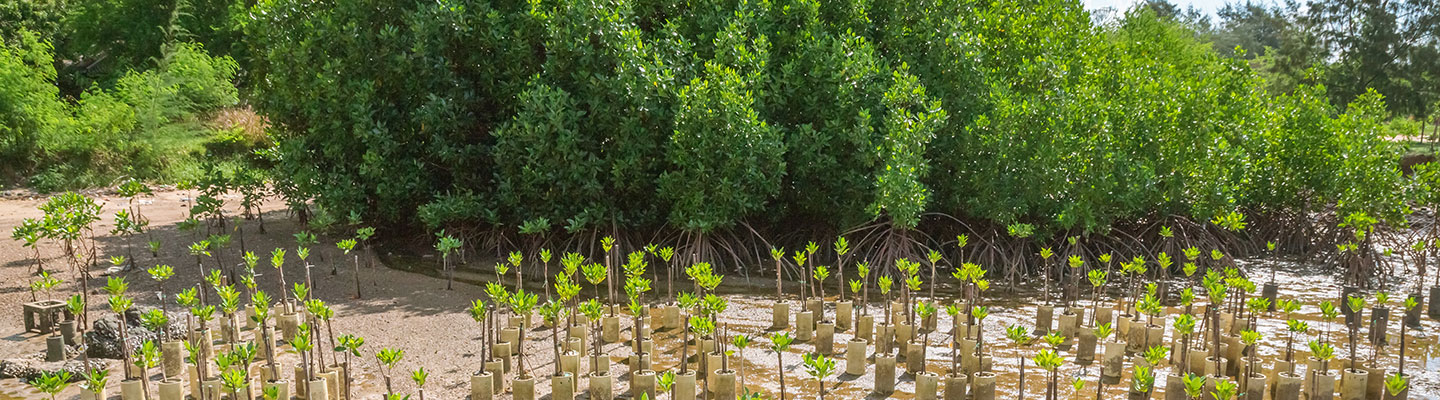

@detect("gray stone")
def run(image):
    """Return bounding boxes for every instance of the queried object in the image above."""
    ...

[0,356,107,382]
[84,306,189,359]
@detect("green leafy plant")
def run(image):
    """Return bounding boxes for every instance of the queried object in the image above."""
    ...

[25,370,70,400]
[434,233,462,290]
[802,353,837,400]
[375,347,405,395]
[1182,373,1207,400]
[411,367,429,400]
[1006,324,1033,399]
[1385,373,1408,396]
[770,332,794,400]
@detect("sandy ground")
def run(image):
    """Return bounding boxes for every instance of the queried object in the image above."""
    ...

[2,189,1439,399]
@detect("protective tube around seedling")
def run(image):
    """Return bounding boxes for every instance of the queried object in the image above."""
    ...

[1125,319,1146,354]
[493,341,512,373]
[837,301,853,331]
[157,380,182,400]
[772,303,789,330]
[846,339,867,375]
[817,322,836,355]
[513,375,535,400]
[589,372,613,400]
[560,351,580,390]
[1076,329,1096,365]
[969,371,996,400]
[1339,368,1368,400]
[1101,342,1124,384]
[1311,370,1337,400]
[675,371,697,400]
[916,371,939,400]
[1274,371,1302,400]
[631,370,656,400]
[1163,373,1186,400]
[602,316,620,343]
[875,354,897,394]
[877,324,894,354]
[1245,373,1266,400]
[1365,364,1385,399]
[944,373,967,400]
[907,341,926,374]
[307,378,328,400]
[806,299,823,328]
[1035,305,1054,336]
[472,372,495,400]
[713,370,737,400]
[896,322,913,353]
[551,372,574,400]
[320,369,339,400]
[858,314,874,343]
[485,359,505,392]
[665,305,681,330]
[797,312,814,341]
[119,380,143,400]
[265,380,291,400]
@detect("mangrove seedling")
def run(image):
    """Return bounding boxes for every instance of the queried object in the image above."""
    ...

[105,277,135,380]
[1399,295,1418,375]
[411,367,429,400]
[927,249,943,300]
[770,332,794,400]
[1211,377,1237,400]
[658,370,675,399]
[435,233,462,290]
[1131,365,1156,397]
[292,324,317,388]
[770,247,786,302]
[1086,269,1107,326]
[222,367,249,400]
[802,353,836,400]
[1240,330,1262,384]
[916,301,936,343]
[814,265,830,321]
[1385,373,1408,398]
[25,370,71,400]
[1173,314,1197,373]
[337,239,361,299]
[538,299,566,376]
[1034,348,1063,400]
[510,289,538,379]
[581,299,606,375]
[271,248,288,304]
[878,276,894,326]
[733,333,750,387]
[334,334,365,400]
[134,340,159,399]
[81,368,108,397]
[1182,373,1206,400]
[468,299,490,366]
[1006,324,1033,399]
[252,290,280,380]
[1308,340,1336,376]
[1345,294,1364,371]
[375,347,405,395]
[835,238,850,301]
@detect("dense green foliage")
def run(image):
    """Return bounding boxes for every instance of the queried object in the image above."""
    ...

[0,30,245,190]
[242,0,1413,235]
[1,0,1432,237]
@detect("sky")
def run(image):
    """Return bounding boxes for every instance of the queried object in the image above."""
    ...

[1080,0,1233,19]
